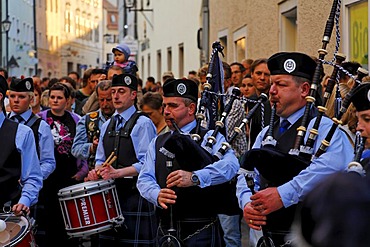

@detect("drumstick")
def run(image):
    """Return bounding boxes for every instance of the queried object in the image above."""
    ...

[105,152,115,165]
[96,151,115,173]
[105,156,117,167]
[96,155,117,176]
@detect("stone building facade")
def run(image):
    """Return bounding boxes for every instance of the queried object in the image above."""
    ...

[209,0,368,69]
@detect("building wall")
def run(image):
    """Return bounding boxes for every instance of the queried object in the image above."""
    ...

[209,0,344,63]
[136,0,203,82]
[58,0,103,77]
[38,0,60,78]
[103,0,119,68]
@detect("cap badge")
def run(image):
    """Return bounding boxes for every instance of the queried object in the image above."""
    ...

[367,89,370,102]
[284,59,296,73]
[25,81,32,90]
[177,83,187,95]
[124,76,132,85]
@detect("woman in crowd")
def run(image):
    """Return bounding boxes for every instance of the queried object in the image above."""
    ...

[31,83,48,114]
[37,82,87,247]
[139,91,169,135]
[240,74,256,98]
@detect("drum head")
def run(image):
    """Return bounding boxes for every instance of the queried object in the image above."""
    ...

[158,234,182,247]
[58,179,115,197]
[0,214,29,246]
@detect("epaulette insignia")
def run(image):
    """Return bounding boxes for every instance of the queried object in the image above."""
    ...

[90,112,98,118]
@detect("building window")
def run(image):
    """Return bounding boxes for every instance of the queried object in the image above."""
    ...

[157,50,162,82]
[67,62,73,74]
[88,14,92,41]
[148,54,151,77]
[65,10,71,33]
[94,17,99,43]
[50,36,54,50]
[279,0,297,51]
[82,12,87,39]
[179,43,184,78]
[106,53,113,63]
[77,63,82,80]
[235,38,246,63]
[167,47,172,71]
[29,68,34,77]
[38,32,42,47]
[219,36,227,61]
[93,0,99,8]
[141,56,145,79]
[75,9,80,37]
[218,29,228,61]
[233,26,247,62]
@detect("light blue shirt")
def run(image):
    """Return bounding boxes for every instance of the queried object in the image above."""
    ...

[236,107,354,209]
[95,105,157,172]
[137,119,240,207]
[72,109,110,160]
[0,112,43,207]
[9,109,56,180]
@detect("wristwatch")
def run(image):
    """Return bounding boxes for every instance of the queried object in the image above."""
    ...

[191,173,200,186]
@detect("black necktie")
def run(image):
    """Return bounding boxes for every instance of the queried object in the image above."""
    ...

[12,115,24,123]
[115,115,124,131]
[279,119,290,135]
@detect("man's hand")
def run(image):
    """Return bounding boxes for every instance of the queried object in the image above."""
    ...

[99,165,120,180]
[12,203,29,216]
[250,187,284,215]
[99,74,107,81]
[243,202,266,230]
[157,188,177,209]
[85,169,99,181]
[90,137,99,154]
[166,170,193,188]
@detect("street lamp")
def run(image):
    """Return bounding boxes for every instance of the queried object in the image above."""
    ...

[1,18,11,71]
[1,19,11,33]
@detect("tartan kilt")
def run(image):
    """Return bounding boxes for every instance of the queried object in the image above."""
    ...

[99,178,158,247]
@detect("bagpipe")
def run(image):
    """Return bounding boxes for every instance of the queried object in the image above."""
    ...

[347,132,367,177]
[159,42,267,216]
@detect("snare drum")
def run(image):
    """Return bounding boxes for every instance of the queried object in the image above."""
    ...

[0,214,35,247]
[58,179,124,238]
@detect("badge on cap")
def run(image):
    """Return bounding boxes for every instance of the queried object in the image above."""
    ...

[367,89,370,102]
[284,59,296,73]
[25,81,32,90]
[177,83,187,95]
[124,76,132,85]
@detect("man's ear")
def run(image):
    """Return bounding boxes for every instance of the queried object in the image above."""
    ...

[131,90,137,100]
[301,82,310,96]
[188,102,197,115]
